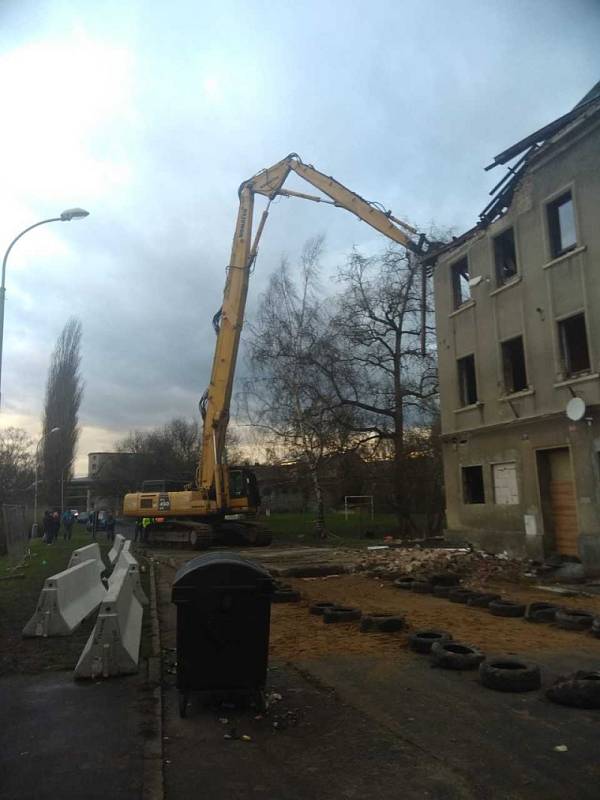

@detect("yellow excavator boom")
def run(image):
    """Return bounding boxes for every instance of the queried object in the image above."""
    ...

[123,154,428,541]
[197,153,428,505]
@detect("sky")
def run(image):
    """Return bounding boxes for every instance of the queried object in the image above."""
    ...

[0,0,598,475]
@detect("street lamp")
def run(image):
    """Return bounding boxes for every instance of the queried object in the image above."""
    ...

[0,208,90,408]
[32,426,60,539]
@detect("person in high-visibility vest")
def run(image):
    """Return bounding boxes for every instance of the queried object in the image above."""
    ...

[142,517,153,544]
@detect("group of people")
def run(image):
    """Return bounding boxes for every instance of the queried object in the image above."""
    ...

[42,508,76,544]
[41,508,117,543]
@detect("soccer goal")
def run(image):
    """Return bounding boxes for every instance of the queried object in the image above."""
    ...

[344,495,374,521]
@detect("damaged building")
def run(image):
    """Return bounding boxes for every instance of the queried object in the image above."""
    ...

[427,82,600,573]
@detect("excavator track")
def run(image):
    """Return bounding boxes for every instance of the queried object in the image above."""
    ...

[219,520,273,547]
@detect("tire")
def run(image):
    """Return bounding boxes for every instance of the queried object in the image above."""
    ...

[430,641,485,670]
[393,577,415,590]
[360,613,406,633]
[255,532,273,547]
[546,671,600,709]
[409,629,452,654]
[449,588,478,604]
[488,600,526,618]
[554,609,595,631]
[479,656,541,692]
[467,593,501,608]
[432,585,452,598]
[591,618,600,638]
[244,527,259,544]
[323,606,362,624]
[411,581,433,594]
[309,601,337,616]
[272,589,301,603]
[189,529,211,550]
[525,602,561,623]
[430,573,460,587]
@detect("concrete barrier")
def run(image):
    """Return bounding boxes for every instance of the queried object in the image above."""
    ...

[68,543,105,579]
[112,547,148,606]
[22,559,106,638]
[74,565,143,678]
[107,533,126,566]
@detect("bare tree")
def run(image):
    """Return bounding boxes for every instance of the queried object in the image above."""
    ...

[243,236,355,537]
[315,246,438,534]
[0,427,34,504]
[116,417,200,488]
[41,318,84,509]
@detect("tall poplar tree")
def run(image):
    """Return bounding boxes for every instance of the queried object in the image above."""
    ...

[41,318,84,509]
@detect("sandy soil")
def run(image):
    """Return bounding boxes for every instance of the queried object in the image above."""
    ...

[270,574,600,661]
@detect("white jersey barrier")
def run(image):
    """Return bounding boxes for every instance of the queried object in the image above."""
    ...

[68,543,105,579]
[74,565,143,678]
[107,532,126,566]
[22,559,106,638]
[112,547,148,606]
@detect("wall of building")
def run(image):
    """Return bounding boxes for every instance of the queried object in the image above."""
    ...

[434,111,600,571]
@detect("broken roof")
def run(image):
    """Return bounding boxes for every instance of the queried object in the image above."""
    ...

[484,80,600,171]
[424,81,600,266]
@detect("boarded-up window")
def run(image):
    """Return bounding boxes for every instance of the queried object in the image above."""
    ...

[493,462,519,505]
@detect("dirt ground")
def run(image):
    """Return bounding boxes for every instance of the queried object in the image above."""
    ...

[156,552,600,800]
[271,574,600,661]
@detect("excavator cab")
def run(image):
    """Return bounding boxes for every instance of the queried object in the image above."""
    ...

[227,467,261,512]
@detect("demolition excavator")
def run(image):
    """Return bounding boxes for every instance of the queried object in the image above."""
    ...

[122,154,433,548]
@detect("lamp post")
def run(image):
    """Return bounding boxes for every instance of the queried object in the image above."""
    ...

[32,426,60,538]
[0,208,89,409]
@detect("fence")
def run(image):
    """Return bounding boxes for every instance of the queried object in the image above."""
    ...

[1,504,29,564]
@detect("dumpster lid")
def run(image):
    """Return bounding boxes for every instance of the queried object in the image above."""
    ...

[172,550,273,588]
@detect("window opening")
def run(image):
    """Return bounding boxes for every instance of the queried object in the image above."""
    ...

[548,192,576,258]
[559,313,590,376]
[494,228,518,285]
[451,257,471,308]
[501,336,528,393]
[457,354,478,406]
[462,466,485,504]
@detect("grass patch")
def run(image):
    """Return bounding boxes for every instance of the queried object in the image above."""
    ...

[265,512,399,545]
[0,529,112,676]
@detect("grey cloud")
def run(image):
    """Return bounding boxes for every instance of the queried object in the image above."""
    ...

[1,0,599,467]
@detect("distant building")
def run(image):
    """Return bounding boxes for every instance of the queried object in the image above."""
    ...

[88,451,136,480]
[64,452,138,513]
[427,83,600,572]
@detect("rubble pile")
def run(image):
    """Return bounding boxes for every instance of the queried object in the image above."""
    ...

[356,546,536,586]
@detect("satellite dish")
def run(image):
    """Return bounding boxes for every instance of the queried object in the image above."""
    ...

[468,276,483,289]
[566,397,586,421]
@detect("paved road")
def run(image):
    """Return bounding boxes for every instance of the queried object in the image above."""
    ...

[0,671,146,800]
[301,652,600,800]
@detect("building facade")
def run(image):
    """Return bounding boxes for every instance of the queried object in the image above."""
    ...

[431,86,600,572]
